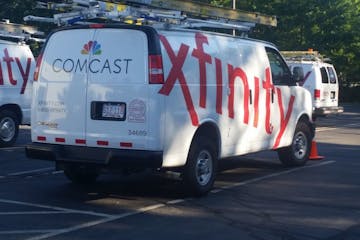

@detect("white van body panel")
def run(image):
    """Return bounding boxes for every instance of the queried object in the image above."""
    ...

[0,40,34,124]
[158,31,312,167]
[29,26,313,169]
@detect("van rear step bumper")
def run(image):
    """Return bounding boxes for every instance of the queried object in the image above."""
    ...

[26,143,163,168]
[314,106,344,117]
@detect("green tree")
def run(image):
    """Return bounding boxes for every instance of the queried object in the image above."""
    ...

[232,0,360,85]
[0,0,36,24]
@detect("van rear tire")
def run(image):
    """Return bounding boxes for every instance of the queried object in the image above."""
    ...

[277,121,311,167]
[0,110,19,147]
[63,164,99,184]
[183,136,217,196]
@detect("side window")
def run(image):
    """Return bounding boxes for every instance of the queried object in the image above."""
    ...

[327,67,337,84]
[320,67,329,83]
[265,47,293,86]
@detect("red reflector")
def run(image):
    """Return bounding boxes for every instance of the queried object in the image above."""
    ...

[55,138,65,143]
[149,55,164,84]
[90,24,104,28]
[120,142,133,148]
[97,140,109,146]
[314,89,321,99]
[37,136,46,141]
[34,53,43,81]
[75,139,86,144]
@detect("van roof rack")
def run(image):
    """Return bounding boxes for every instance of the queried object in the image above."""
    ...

[0,20,45,43]
[24,0,277,32]
[281,50,331,63]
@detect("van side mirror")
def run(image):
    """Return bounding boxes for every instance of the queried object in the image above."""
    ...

[292,66,304,82]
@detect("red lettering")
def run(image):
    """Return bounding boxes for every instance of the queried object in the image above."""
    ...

[263,67,273,134]
[253,77,260,128]
[16,57,32,94]
[273,88,295,149]
[3,48,16,85]
[191,33,212,108]
[215,58,223,115]
[299,71,311,86]
[158,35,199,126]
[227,64,249,124]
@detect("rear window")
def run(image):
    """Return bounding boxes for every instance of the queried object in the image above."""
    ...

[320,67,329,83]
[327,67,337,84]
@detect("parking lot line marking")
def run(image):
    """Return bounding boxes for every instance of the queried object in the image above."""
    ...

[0,211,73,215]
[26,203,171,240]
[316,127,337,132]
[26,216,120,240]
[0,199,113,218]
[210,189,223,193]
[21,160,337,240]
[221,160,336,190]
[167,199,186,204]
[0,146,25,150]
[0,230,59,235]
[7,168,54,176]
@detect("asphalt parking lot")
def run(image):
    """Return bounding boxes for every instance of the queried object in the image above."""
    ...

[0,104,359,240]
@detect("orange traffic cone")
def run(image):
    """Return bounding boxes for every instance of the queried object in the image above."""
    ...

[309,140,324,160]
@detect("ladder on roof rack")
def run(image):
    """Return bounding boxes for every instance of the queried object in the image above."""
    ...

[117,0,277,26]
[281,50,330,63]
[0,20,45,42]
[24,0,277,32]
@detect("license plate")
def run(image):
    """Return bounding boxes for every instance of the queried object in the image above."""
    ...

[102,103,125,119]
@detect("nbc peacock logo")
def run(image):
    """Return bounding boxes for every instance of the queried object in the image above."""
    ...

[81,41,102,55]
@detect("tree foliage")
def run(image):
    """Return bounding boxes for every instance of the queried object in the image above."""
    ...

[215,0,360,85]
[0,0,359,84]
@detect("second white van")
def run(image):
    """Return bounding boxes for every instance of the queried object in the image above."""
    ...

[283,51,343,117]
[0,40,35,147]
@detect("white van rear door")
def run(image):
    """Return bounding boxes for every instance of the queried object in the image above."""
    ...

[85,28,149,149]
[319,66,338,108]
[32,29,95,144]
[326,66,339,107]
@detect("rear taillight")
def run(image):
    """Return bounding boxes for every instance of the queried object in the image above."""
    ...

[314,89,321,100]
[34,53,43,81]
[149,55,164,84]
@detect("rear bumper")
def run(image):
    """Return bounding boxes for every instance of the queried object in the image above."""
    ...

[314,106,344,117]
[25,143,163,169]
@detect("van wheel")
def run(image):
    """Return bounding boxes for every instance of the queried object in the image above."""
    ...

[183,136,217,196]
[63,164,99,184]
[277,121,311,167]
[0,110,19,147]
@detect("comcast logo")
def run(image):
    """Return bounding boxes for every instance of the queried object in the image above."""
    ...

[81,41,102,55]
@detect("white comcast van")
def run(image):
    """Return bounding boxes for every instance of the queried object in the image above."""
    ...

[0,40,35,147]
[283,51,343,117]
[26,24,314,195]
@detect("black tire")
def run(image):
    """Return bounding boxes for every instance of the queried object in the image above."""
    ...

[63,164,99,184]
[277,121,311,167]
[183,136,218,196]
[0,110,19,147]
